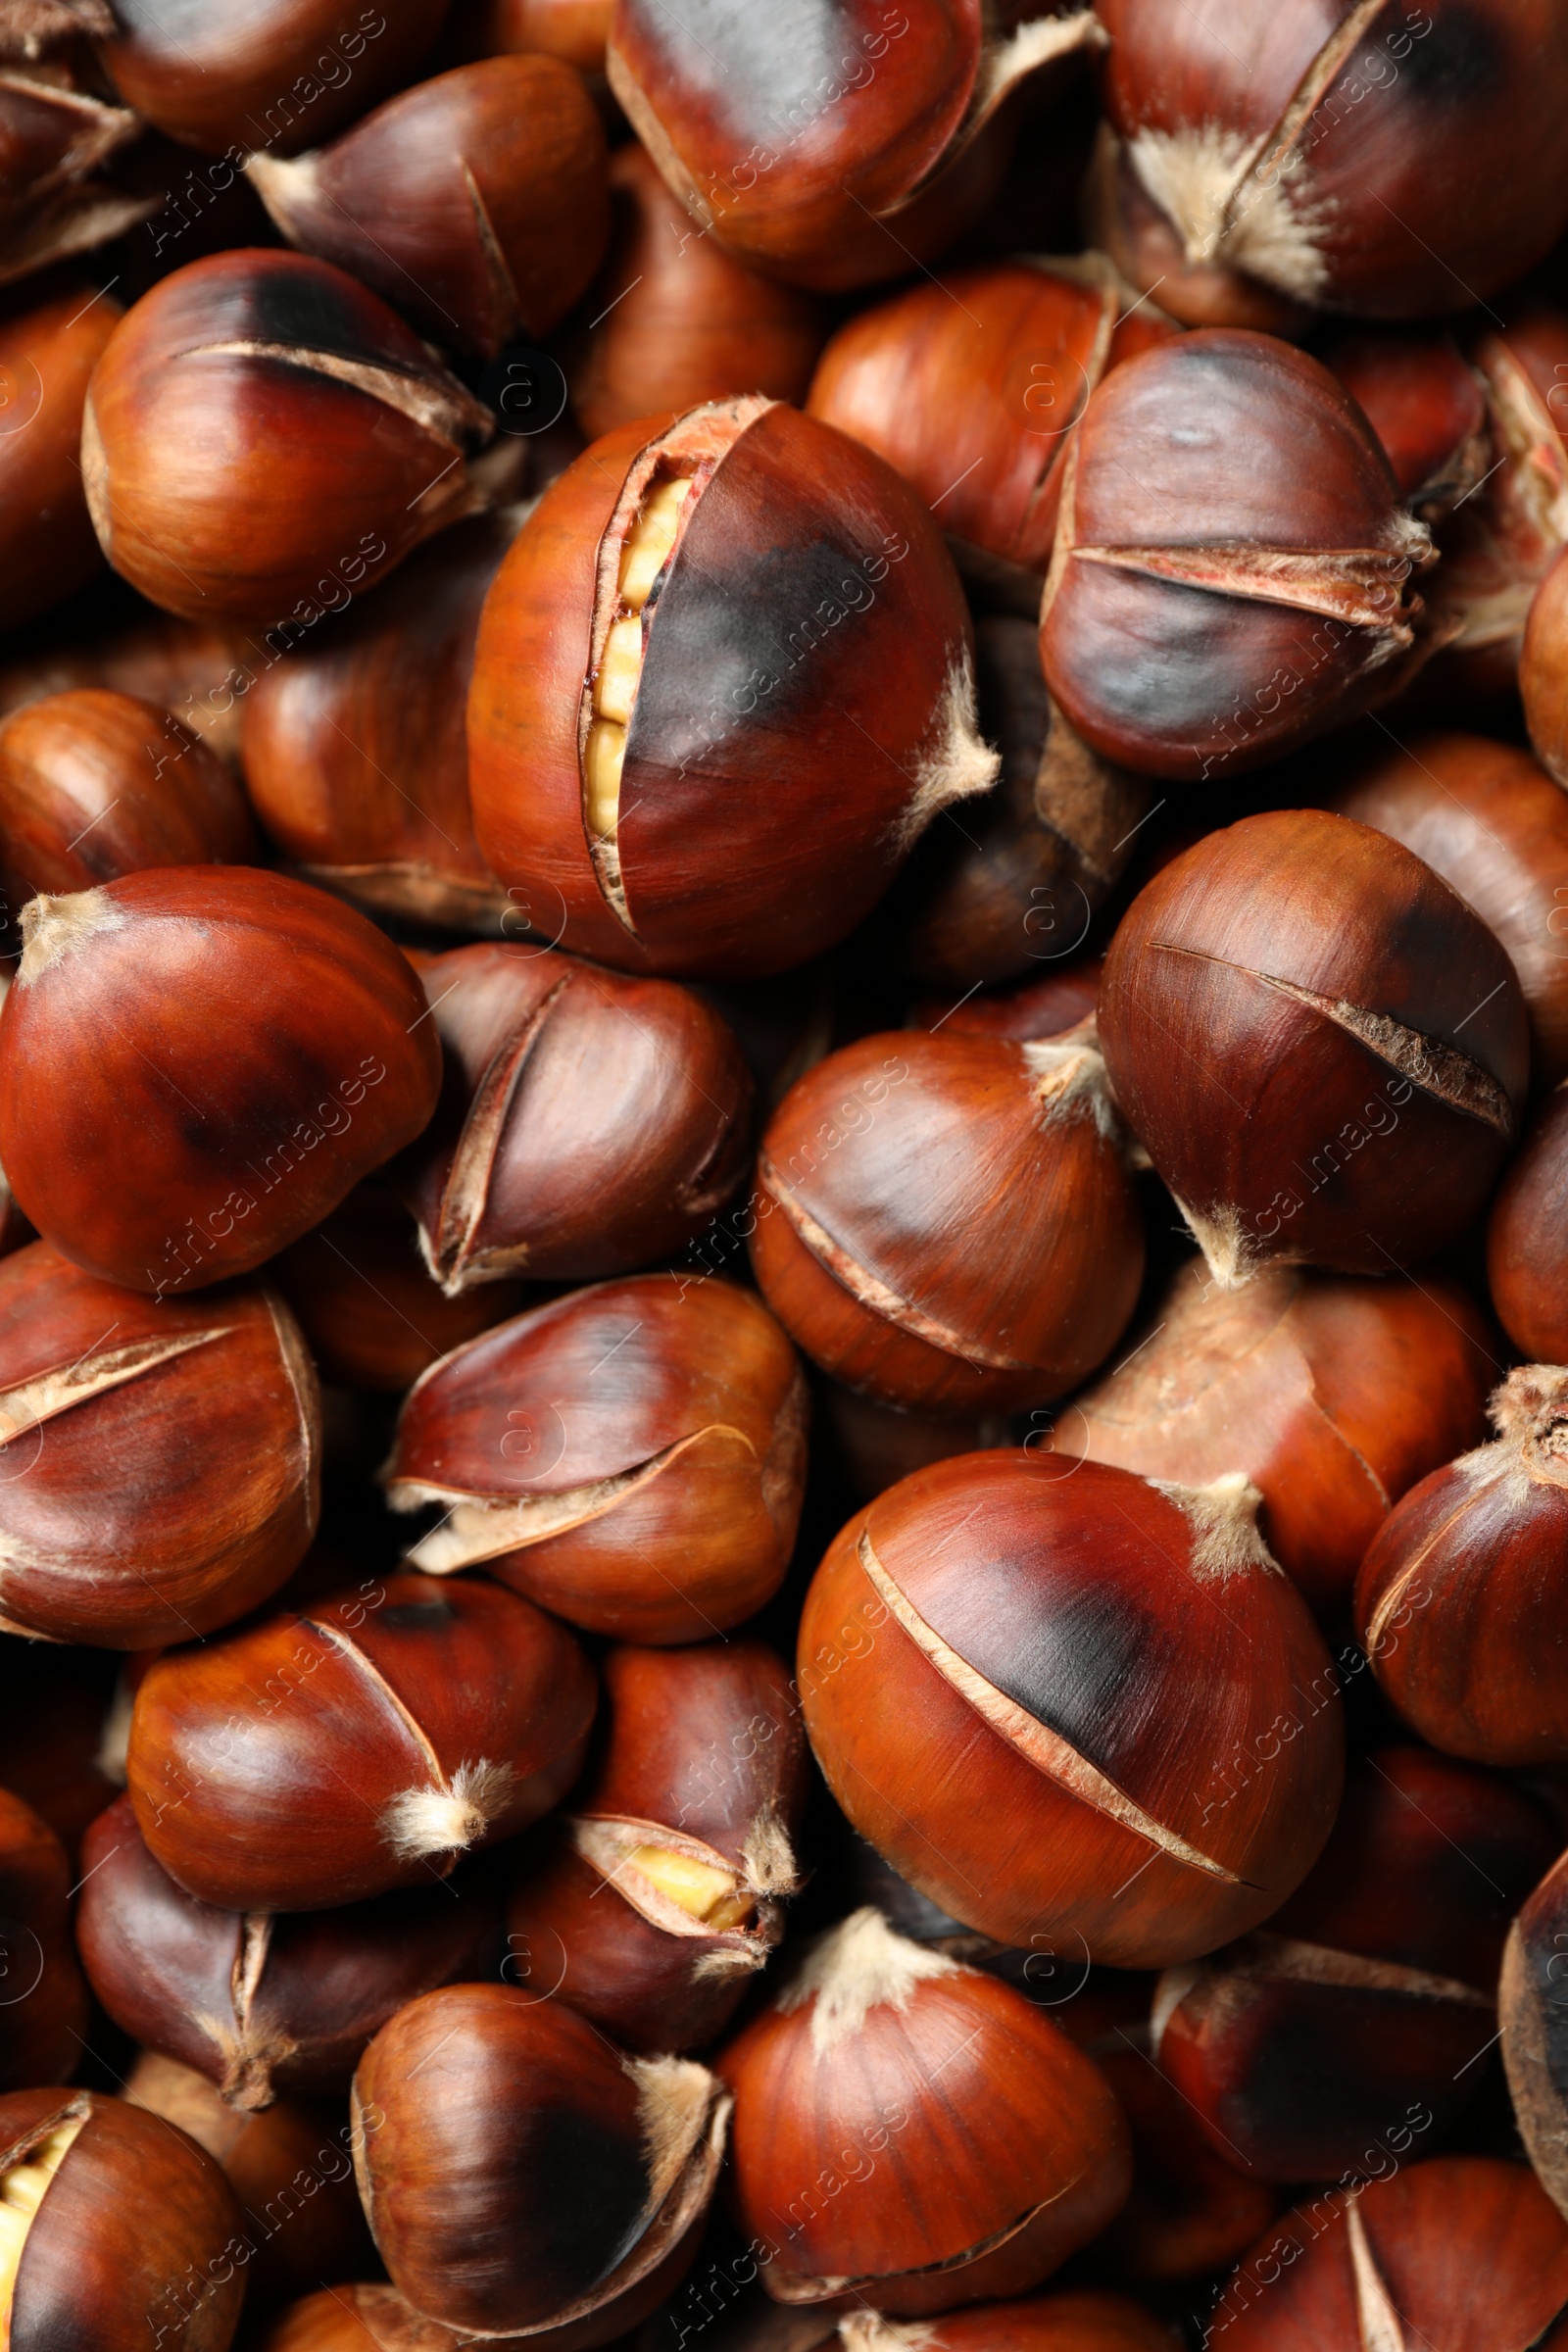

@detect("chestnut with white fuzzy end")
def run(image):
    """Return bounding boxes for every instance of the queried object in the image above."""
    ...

[352,1983,729,2340]
[836,2296,1180,2352]
[507,1639,808,2054]
[717,1909,1131,2313]
[124,1572,596,1912]
[751,1021,1145,1416]
[0,1240,319,1648]
[393,942,753,1293]
[1355,1368,1568,1767]
[385,1276,808,1643]
[466,396,998,980]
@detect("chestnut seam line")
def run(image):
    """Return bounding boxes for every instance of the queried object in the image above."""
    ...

[1297,1389,1389,1515]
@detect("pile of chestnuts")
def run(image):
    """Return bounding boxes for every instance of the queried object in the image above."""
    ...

[8,2,1568,2345]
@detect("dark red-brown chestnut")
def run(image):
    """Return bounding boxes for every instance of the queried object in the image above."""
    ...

[1087,2033,1278,2286]
[1524,540,1568,783]
[0,867,442,1296]
[0,282,121,633]
[0,1786,85,2095]
[124,1571,596,1911]
[1488,1080,1568,1361]
[1502,1842,1568,2221]
[0,1646,117,1863]
[466,397,999,980]
[837,2294,1179,2352]
[1323,326,1491,520]
[385,1277,807,1642]
[800,1452,1343,1966]
[444,0,612,75]
[1097,808,1529,1285]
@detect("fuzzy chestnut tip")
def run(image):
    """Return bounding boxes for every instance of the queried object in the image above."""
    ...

[16,887,126,983]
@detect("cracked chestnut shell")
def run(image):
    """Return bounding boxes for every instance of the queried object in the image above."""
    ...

[393,941,753,1293]
[246,56,610,359]
[0,1240,319,1647]
[1092,1,1568,324]
[124,1571,595,1911]
[751,1024,1145,1417]
[0,1786,86,2095]
[506,1638,808,2054]
[82,250,494,624]
[1489,1080,1568,1361]
[1039,332,1436,780]
[1097,808,1529,1286]
[0,281,121,633]
[353,1983,729,2339]
[717,1908,1131,2313]
[76,1793,503,2109]
[1354,1367,1568,1766]
[1056,1257,1494,1616]
[0,867,442,1297]
[799,1452,1343,1966]
[1152,1747,1557,2182]
[466,395,998,980]
[1209,2156,1568,2349]
[386,1275,807,1642]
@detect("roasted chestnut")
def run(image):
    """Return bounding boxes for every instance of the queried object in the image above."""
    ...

[0,687,258,912]
[506,1638,808,2053]
[1330,728,1568,1090]
[799,1452,1343,1967]
[1056,1257,1494,1617]
[0,64,135,229]
[717,1907,1131,2312]
[0,2086,245,2351]
[818,1381,1007,1506]
[385,1276,807,1642]
[466,396,998,980]
[0,605,262,771]
[82,250,494,625]
[751,1023,1144,1415]
[1324,324,1491,520]
[808,256,1175,583]
[0,280,121,633]
[1524,540,1568,783]
[0,1240,318,1646]
[444,0,612,74]
[0,1785,85,2093]
[353,1983,728,2338]
[124,1570,596,1910]
[1153,1747,1557,2181]
[570,141,827,444]
[1039,332,1436,779]
[1097,808,1529,1286]
[393,941,754,1292]
[1489,1080,1568,1361]
[99,0,452,155]
[907,956,1104,1046]
[247,57,610,359]
[839,2297,1178,2352]
[1092,1,1568,323]
[1355,1366,1568,1766]
[606,2,1102,291]
[1502,1842,1568,2220]
[1087,2033,1278,2286]
[76,1793,502,2108]
[0,867,442,1297]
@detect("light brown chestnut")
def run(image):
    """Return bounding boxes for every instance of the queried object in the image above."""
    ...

[385,1276,807,1642]
[0,1785,85,2094]
[124,1571,596,1911]
[0,280,120,633]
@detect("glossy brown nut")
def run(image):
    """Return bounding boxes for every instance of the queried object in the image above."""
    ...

[1097,809,1529,1285]
[800,1452,1343,1966]
[273,1184,527,1393]
[717,1909,1130,2313]
[385,1276,807,1642]
[606,2,1102,291]
[0,2085,246,2351]
[124,2051,375,2309]
[76,1793,503,2109]
[840,2296,1179,2352]
[1354,1367,1568,1766]
[570,142,826,443]
[394,942,754,1292]
[354,1983,728,2338]
[1331,728,1568,1089]
[82,251,494,625]
[0,607,264,772]
[0,281,120,632]
[1209,2157,1568,2349]
[446,0,612,74]
[1040,333,1436,780]
[1057,1257,1494,1617]
[818,1382,1007,1506]
[247,57,610,359]
[808,256,1175,576]
[1095,2,1568,321]
[907,956,1104,1045]
[466,397,998,980]
[752,1026,1144,1416]
[507,1639,808,2053]
[1525,542,1568,782]
[0,867,443,1297]
[99,0,451,154]
[1152,1748,1558,2182]
[124,1571,596,1911]
[1323,326,1491,516]
[0,1241,319,1646]
[0,1786,86,2094]
[1502,1844,1568,2221]
[1081,124,1314,339]
[1088,2038,1277,2286]
[1489,1081,1568,1360]
[0,66,135,222]
[0,688,258,909]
